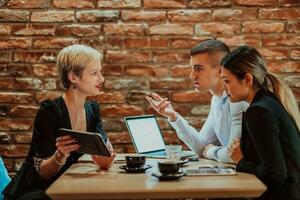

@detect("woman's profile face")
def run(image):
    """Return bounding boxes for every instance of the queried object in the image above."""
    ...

[221,67,249,102]
[74,59,104,96]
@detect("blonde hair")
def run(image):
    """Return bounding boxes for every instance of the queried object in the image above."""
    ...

[221,46,300,133]
[57,44,102,89]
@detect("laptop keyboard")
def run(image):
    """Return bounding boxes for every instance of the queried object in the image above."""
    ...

[147,151,166,156]
[146,150,196,158]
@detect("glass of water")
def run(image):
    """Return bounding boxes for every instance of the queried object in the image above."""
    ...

[165,144,182,161]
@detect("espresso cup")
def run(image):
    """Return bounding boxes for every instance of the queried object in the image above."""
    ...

[125,155,146,168]
[158,160,181,175]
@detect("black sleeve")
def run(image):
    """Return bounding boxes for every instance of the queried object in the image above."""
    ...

[30,100,59,158]
[91,101,108,143]
[237,106,287,188]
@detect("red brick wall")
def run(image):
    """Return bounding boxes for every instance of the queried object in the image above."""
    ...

[0,0,299,172]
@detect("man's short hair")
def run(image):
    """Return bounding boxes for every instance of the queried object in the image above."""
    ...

[191,39,230,56]
[191,39,230,68]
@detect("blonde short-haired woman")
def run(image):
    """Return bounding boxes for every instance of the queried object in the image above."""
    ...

[3,44,115,200]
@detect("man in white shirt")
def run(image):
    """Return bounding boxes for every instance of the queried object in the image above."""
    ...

[146,39,248,163]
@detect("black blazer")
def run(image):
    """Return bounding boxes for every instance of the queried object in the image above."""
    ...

[237,89,300,200]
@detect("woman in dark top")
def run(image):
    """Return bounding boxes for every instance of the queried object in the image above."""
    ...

[221,46,300,200]
[3,44,115,200]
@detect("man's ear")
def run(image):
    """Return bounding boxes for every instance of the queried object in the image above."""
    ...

[243,73,253,88]
[217,65,222,75]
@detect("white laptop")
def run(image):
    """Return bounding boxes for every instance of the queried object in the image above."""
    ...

[124,115,196,159]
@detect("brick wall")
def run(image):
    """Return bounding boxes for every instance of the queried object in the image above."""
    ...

[0,0,299,173]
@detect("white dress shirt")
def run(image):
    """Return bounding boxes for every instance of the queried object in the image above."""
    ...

[169,92,249,163]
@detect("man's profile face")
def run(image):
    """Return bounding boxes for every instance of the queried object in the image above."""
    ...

[189,53,221,92]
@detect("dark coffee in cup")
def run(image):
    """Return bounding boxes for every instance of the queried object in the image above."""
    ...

[158,160,181,175]
[125,155,146,168]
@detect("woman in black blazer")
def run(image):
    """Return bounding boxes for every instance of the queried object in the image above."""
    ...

[221,46,300,200]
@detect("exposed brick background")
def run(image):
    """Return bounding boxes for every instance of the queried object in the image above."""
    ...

[0,0,299,173]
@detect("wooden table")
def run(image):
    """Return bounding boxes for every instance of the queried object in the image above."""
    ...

[46,155,266,200]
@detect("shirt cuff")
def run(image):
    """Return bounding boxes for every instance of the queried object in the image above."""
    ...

[205,145,220,160]
[169,113,186,130]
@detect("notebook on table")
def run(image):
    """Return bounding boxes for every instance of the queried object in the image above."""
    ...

[124,115,196,159]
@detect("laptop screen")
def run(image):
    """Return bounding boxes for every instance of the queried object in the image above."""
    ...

[125,115,165,153]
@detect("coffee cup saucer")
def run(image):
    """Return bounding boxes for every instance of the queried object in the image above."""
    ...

[119,164,152,173]
[151,171,185,181]
[178,159,188,167]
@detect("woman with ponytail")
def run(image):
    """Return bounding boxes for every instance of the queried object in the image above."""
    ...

[221,45,300,200]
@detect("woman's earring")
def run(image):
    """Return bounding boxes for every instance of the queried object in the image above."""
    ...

[73,82,77,89]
